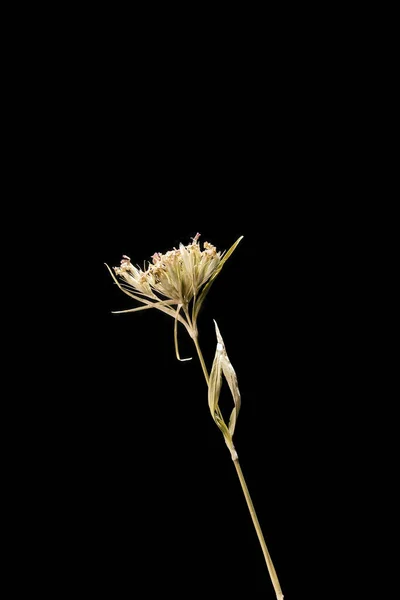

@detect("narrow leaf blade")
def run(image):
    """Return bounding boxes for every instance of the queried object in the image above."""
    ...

[194,236,243,320]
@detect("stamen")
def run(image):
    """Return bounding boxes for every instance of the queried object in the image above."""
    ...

[152,252,162,264]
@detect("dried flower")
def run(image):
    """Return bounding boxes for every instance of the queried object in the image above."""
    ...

[105,233,243,360]
[106,232,284,598]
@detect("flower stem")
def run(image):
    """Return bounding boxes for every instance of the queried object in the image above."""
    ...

[233,459,284,600]
[192,334,284,600]
[192,335,209,385]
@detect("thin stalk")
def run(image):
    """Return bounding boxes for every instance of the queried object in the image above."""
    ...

[233,459,284,600]
[192,334,209,385]
[192,333,284,600]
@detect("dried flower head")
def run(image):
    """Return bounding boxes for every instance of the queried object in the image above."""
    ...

[106,233,243,360]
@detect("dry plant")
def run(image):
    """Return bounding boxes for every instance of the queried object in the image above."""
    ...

[106,233,284,599]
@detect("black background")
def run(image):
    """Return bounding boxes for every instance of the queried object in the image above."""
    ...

[15,12,374,598]
[75,210,344,598]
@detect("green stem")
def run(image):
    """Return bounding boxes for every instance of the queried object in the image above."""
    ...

[192,334,284,600]
[233,459,284,600]
[192,334,209,385]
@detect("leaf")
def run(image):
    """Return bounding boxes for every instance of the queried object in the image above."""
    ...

[208,320,241,459]
[214,321,241,436]
[193,236,243,321]
[208,342,223,416]
[112,299,178,314]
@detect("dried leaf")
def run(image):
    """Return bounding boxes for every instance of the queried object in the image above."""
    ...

[193,236,243,320]
[208,320,241,459]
